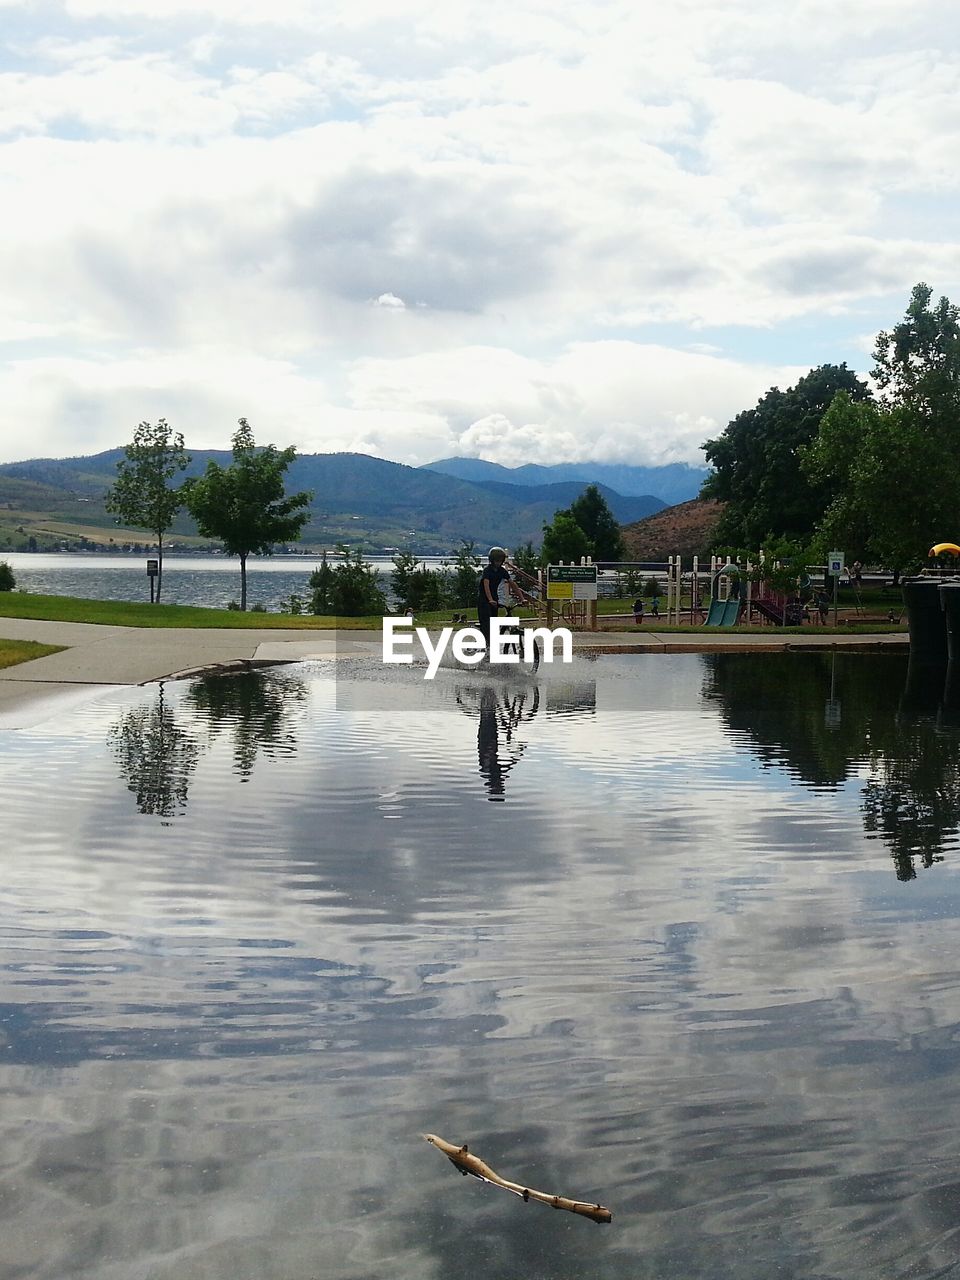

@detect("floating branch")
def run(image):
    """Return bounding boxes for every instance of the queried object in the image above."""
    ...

[424,1133,612,1224]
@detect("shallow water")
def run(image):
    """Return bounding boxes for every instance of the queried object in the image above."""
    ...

[3,651,960,1279]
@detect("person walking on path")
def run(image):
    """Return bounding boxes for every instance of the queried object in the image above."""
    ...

[633,597,645,625]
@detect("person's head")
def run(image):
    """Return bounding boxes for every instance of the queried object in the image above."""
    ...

[488,547,508,565]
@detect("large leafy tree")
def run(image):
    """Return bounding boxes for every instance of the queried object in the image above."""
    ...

[184,419,311,610]
[540,484,623,563]
[105,419,190,602]
[567,484,625,559]
[701,364,870,548]
[541,510,591,564]
[805,285,960,573]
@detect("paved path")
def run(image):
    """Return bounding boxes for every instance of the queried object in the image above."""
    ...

[0,616,909,723]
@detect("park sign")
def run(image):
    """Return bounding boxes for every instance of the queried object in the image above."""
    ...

[547,564,598,601]
[828,551,844,576]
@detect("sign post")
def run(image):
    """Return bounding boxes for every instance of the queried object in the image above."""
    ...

[146,558,159,604]
[547,564,598,631]
[828,551,844,627]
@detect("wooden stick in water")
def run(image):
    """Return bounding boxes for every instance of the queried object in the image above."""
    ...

[423,1133,613,1224]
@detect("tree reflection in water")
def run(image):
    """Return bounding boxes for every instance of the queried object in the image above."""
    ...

[107,681,200,823]
[186,667,307,781]
[702,651,960,880]
[108,667,308,818]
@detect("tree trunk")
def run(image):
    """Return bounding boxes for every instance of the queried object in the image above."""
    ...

[240,553,247,611]
[156,533,163,603]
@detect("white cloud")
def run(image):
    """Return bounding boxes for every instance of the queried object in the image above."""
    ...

[0,0,958,466]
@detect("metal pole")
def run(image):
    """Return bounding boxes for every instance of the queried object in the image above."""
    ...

[833,572,838,628]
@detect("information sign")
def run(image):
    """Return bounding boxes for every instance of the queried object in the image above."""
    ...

[546,564,598,601]
[146,559,159,576]
[827,551,844,576]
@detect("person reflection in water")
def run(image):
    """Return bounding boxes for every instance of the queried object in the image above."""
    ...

[477,687,506,799]
[460,683,540,801]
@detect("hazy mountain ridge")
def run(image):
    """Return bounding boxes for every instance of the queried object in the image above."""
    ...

[423,456,708,504]
[0,448,667,552]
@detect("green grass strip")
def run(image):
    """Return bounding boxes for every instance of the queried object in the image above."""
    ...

[0,593,381,629]
[0,638,67,669]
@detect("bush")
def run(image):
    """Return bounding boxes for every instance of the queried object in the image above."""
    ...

[643,576,661,597]
[250,602,267,613]
[0,561,15,592]
[310,548,387,616]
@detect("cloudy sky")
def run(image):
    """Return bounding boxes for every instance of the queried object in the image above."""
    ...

[1,0,958,469]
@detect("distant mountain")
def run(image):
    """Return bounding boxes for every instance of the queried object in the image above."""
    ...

[423,457,708,505]
[0,448,661,554]
[471,478,664,524]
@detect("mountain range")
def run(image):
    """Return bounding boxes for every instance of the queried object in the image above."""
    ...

[0,449,707,554]
[423,457,708,505]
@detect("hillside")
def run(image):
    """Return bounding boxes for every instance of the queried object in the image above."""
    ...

[621,498,724,561]
[424,457,708,504]
[0,448,661,555]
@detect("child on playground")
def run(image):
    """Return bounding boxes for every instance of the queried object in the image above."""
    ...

[633,597,644,625]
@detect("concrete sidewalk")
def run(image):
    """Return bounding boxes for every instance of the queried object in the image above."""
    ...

[0,616,909,722]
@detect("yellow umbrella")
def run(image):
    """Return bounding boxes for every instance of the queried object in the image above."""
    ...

[929,543,960,555]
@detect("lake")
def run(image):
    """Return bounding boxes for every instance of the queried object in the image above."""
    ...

[3,650,960,1279]
[0,552,427,611]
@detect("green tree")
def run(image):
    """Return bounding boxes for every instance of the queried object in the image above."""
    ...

[183,419,311,611]
[541,510,591,564]
[567,484,625,559]
[105,419,190,603]
[445,540,482,608]
[805,286,960,573]
[511,539,540,578]
[702,364,870,547]
[0,561,14,591]
[310,547,387,616]
[390,552,419,608]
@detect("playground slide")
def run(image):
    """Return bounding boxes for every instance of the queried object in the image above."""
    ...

[752,598,786,625]
[705,599,742,627]
[721,599,741,626]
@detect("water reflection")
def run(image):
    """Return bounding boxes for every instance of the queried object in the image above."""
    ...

[703,651,960,879]
[107,682,200,823]
[186,667,307,780]
[108,669,307,817]
[8,654,960,1279]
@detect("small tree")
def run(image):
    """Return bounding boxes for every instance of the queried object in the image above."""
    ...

[105,419,190,602]
[511,540,539,575]
[0,560,15,591]
[446,540,482,608]
[391,552,419,608]
[184,419,311,610]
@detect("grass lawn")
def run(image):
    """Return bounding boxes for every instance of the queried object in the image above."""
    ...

[0,591,908,636]
[0,638,66,669]
[0,593,383,629]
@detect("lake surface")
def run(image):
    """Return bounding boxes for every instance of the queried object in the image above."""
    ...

[0,552,455,611]
[3,651,960,1279]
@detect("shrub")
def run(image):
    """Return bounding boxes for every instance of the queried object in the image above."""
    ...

[0,561,15,592]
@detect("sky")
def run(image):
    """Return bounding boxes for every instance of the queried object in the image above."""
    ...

[0,0,958,470]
